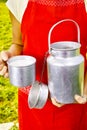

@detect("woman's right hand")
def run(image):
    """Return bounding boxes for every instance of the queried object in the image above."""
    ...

[0,51,12,78]
[0,11,24,78]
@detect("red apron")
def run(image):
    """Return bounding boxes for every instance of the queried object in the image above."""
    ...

[18,0,87,130]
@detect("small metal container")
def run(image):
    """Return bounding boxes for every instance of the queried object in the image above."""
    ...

[28,81,48,109]
[7,55,36,87]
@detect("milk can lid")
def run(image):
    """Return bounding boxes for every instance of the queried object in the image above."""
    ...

[50,41,81,51]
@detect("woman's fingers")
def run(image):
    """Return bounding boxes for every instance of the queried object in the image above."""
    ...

[4,72,9,78]
[0,64,4,70]
[0,51,10,61]
[0,66,8,76]
[74,94,87,104]
[51,98,64,107]
[51,94,87,107]
[0,51,11,77]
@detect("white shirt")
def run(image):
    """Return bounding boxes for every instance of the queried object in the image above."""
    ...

[6,0,28,23]
[6,0,87,23]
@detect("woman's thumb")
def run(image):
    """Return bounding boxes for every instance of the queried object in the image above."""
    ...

[0,51,11,61]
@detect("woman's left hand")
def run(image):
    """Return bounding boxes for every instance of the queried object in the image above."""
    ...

[74,94,87,104]
[51,71,87,107]
[51,94,87,108]
[51,98,64,107]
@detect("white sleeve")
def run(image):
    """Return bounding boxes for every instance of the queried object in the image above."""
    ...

[84,1,87,13]
[6,0,28,23]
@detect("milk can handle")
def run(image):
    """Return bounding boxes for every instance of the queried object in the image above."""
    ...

[48,19,80,53]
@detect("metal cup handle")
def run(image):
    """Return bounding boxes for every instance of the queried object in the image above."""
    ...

[48,19,80,53]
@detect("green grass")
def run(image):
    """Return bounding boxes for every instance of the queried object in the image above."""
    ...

[0,1,18,125]
[0,1,12,51]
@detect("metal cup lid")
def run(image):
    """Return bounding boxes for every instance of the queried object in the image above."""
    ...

[28,81,48,109]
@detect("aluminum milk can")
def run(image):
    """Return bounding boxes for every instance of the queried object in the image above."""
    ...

[47,19,84,104]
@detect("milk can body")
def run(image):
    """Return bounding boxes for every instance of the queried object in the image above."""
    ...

[47,42,84,103]
[47,19,84,104]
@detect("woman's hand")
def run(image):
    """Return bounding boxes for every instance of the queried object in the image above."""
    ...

[51,98,64,107]
[51,95,87,108]
[51,71,87,107]
[0,51,12,78]
[0,44,23,78]
[74,94,87,104]
[51,93,87,108]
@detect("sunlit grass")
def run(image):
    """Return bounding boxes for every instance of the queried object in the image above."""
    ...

[0,2,12,51]
[0,1,18,125]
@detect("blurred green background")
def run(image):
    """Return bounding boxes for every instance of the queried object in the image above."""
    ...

[0,0,18,127]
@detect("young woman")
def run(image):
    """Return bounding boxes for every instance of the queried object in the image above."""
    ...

[0,0,87,129]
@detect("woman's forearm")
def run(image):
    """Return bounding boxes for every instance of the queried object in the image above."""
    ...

[8,43,23,56]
